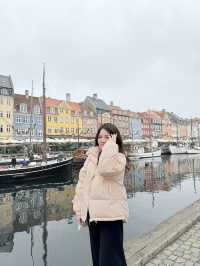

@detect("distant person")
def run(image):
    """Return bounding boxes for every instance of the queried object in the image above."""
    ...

[73,123,129,266]
[29,151,34,161]
[21,158,28,167]
[11,156,17,168]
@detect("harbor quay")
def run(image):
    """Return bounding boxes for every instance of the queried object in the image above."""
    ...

[125,199,200,266]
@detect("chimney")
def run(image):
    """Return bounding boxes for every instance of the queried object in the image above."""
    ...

[93,93,98,100]
[110,101,114,106]
[25,90,29,99]
[66,93,71,102]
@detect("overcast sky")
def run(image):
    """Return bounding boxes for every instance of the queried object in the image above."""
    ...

[0,0,200,118]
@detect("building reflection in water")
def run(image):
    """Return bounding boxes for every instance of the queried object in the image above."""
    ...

[0,183,74,261]
[125,155,200,207]
[0,155,200,259]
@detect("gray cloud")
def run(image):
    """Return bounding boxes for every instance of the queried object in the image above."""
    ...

[0,0,200,117]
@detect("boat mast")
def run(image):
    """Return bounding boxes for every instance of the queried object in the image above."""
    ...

[29,80,34,147]
[42,64,47,162]
[176,121,179,144]
[190,118,193,146]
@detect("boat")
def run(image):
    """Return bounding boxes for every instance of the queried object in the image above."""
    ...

[72,148,87,166]
[186,146,200,154]
[0,159,73,183]
[186,119,200,154]
[0,153,66,166]
[128,147,161,159]
[0,65,73,181]
[168,144,187,154]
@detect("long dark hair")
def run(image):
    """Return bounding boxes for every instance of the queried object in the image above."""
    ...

[95,123,130,172]
[95,123,125,154]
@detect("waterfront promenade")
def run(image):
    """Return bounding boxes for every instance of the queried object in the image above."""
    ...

[125,199,200,266]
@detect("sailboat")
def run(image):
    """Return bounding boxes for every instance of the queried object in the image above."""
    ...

[128,146,161,159]
[0,65,73,182]
[162,122,187,155]
[186,119,200,154]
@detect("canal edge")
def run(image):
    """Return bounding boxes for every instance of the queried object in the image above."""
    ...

[125,199,200,266]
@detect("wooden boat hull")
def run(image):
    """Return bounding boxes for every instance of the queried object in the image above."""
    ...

[0,158,73,183]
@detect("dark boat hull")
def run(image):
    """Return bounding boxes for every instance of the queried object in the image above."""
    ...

[0,158,73,183]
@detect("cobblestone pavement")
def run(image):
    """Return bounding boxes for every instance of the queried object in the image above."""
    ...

[146,221,200,266]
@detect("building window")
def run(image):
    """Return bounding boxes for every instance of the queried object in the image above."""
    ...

[0,88,9,95]
[33,105,41,114]
[16,116,21,123]
[20,103,27,113]
[0,112,3,117]
[0,125,3,133]
[6,125,11,132]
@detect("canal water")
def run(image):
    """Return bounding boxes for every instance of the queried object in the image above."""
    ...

[0,154,200,266]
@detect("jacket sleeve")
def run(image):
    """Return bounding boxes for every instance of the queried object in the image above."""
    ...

[97,141,126,179]
[72,157,89,216]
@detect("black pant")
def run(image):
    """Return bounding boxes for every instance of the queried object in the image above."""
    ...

[88,217,127,266]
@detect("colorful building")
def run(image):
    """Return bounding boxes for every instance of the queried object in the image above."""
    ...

[155,110,172,139]
[167,112,186,141]
[84,94,111,128]
[46,98,69,137]
[66,101,83,137]
[14,91,43,140]
[81,103,97,138]
[129,112,143,140]
[109,101,130,138]
[138,111,162,139]
[46,93,84,138]
[0,75,14,140]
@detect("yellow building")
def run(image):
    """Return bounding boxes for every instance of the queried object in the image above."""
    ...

[46,98,71,137]
[0,75,14,140]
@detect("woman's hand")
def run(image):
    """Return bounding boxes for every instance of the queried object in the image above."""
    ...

[76,216,86,226]
[109,133,117,143]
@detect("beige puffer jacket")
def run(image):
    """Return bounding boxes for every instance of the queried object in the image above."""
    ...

[72,140,129,223]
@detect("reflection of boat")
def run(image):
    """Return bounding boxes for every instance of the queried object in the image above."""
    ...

[0,233,14,253]
[128,147,161,159]
[133,156,162,167]
[0,159,73,182]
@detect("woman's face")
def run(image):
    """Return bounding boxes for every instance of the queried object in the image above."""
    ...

[97,128,111,151]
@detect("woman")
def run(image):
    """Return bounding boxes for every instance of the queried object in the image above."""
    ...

[73,123,129,266]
